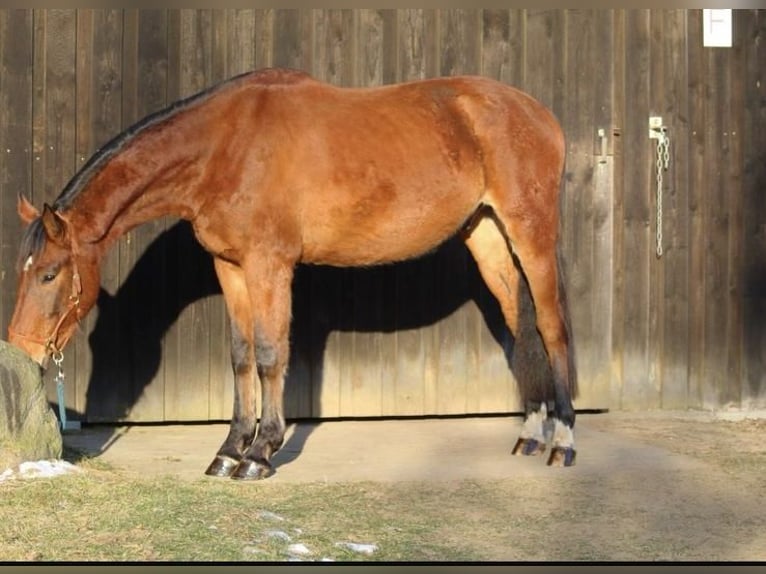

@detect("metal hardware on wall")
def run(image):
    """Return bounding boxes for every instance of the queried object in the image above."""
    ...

[649,117,670,258]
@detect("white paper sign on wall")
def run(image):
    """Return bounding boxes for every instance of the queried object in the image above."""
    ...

[703,9,733,48]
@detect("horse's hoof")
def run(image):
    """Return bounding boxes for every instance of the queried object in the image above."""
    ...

[512,437,546,456]
[204,455,239,477]
[231,458,274,481]
[546,446,576,467]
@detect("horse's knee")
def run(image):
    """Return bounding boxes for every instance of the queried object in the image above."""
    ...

[254,330,276,367]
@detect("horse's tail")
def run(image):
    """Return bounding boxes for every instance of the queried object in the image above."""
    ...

[556,243,578,400]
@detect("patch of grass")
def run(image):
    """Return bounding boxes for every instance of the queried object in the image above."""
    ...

[0,471,487,561]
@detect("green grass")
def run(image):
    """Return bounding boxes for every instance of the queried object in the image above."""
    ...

[0,469,488,561]
[4,419,766,562]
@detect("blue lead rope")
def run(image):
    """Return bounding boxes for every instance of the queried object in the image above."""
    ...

[52,352,67,431]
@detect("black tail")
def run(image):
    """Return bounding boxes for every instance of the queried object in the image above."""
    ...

[510,244,577,409]
[556,243,578,400]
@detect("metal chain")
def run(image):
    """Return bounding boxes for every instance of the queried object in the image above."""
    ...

[655,130,670,258]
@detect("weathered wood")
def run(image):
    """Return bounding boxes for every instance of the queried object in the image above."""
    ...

[0,10,33,348]
[393,9,441,415]
[587,9,615,410]
[476,9,517,413]
[724,16,745,409]
[119,10,171,422]
[1,9,763,422]
[273,9,313,72]
[647,11,664,409]
[433,10,481,415]
[741,10,766,408]
[609,10,626,409]
[37,10,80,418]
[701,42,731,409]
[620,10,654,410]
[686,9,706,410]
[89,9,131,421]
[659,9,691,409]
[562,10,596,409]
[163,10,215,421]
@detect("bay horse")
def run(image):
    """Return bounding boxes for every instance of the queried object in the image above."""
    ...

[8,68,578,478]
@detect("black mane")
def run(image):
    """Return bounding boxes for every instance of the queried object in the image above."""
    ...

[53,69,256,212]
[17,70,260,269]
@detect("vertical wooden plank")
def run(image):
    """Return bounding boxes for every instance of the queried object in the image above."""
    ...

[315,10,376,417]
[477,9,517,413]
[163,9,214,421]
[741,10,766,408]
[686,9,706,410]
[390,10,437,415]
[254,10,274,69]
[433,9,481,415]
[207,9,254,422]
[83,9,129,421]
[0,10,33,344]
[273,9,313,72]
[561,10,613,410]
[524,10,560,113]
[394,9,440,414]
[646,10,664,409]
[295,10,357,419]
[313,9,355,86]
[71,10,96,420]
[586,9,615,410]
[397,9,438,82]
[724,12,746,409]
[35,10,79,418]
[610,10,626,409]
[620,10,653,410]
[700,30,731,409]
[658,9,691,409]
[354,10,400,416]
[204,9,231,421]
[270,9,325,418]
[118,9,171,422]
[226,9,256,76]
[562,10,595,409]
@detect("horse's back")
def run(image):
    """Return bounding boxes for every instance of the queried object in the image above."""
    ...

[193,70,565,267]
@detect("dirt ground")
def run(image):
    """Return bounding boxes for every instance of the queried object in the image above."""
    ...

[61,410,766,561]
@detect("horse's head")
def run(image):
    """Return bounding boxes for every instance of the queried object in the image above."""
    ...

[7,195,100,367]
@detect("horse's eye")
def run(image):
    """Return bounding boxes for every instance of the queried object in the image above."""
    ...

[41,273,57,284]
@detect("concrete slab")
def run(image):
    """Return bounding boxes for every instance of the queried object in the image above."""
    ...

[62,413,708,483]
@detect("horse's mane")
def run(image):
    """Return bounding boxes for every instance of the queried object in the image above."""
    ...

[17,68,312,270]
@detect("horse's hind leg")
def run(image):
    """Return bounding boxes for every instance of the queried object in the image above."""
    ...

[505,223,577,467]
[205,258,258,477]
[463,213,548,457]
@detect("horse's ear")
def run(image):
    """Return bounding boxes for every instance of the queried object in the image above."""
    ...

[17,194,40,225]
[41,204,69,246]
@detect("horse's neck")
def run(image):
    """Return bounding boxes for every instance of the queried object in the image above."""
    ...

[67,122,202,253]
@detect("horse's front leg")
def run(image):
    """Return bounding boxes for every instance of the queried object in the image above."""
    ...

[231,257,295,481]
[205,258,258,477]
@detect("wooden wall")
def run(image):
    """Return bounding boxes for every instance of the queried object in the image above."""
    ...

[0,10,763,422]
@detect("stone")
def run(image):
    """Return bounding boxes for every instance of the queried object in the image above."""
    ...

[0,340,62,471]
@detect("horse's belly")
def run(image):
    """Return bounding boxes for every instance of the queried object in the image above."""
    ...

[301,195,478,266]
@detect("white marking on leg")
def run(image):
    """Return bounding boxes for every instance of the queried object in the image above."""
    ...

[519,402,546,442]
[551,418,575,449]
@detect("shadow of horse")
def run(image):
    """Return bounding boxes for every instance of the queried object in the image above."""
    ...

[78,220,554,472]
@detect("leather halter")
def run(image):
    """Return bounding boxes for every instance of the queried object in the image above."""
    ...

[8,262,83,356]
